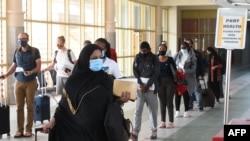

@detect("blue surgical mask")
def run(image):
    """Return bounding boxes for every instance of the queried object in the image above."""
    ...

[181,49,188,54]
[89,59,103,72]
[18,40,27,47]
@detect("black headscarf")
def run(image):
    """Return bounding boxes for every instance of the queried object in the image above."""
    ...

[64,44,113,108]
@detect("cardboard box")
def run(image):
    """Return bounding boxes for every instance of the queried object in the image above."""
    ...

[113,79,137,101]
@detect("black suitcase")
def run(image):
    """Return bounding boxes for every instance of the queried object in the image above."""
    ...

[0,91,10,138]
[0,105,10,138]
[34,73,51,124]
[199,79,215,108]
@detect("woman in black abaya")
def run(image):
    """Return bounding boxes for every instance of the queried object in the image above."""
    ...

[43,44,130,141]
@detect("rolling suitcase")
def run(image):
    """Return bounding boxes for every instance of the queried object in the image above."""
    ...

[199,79,215,108]
[34,73,51,124]
[0,81,10,138]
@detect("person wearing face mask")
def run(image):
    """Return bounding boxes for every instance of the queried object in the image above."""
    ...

[94,38,123,79]
[206,46,225,104]
[94,38,117,62]
[158,41,172,57]
[0,32,41,138]
[131,41,160,140]
[42,44,130,141]
[185,39,205,111]
[41,36,77,96]
[173,42,197,118]
[157,44,177,129]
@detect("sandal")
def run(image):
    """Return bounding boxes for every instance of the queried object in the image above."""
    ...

[14,132,23,138]
[150,130,157,140]
[23,131,33,137]
[130,133,138,141]
[166,122,174,128]
[158,122,166,128]
[150,134,157,140]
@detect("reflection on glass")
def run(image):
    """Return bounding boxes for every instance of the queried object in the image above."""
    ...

[69,0,80,23]
[52,0,65,22]
[69,25,81,57]
[31,0,47,20]
[31,23,47,61]
[84,0,94,25]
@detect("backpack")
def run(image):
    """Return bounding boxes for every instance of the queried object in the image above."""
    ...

[54,49,74,64]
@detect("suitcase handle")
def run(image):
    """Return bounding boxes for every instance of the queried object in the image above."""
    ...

[39,72,47,96]
[198,79,209,96]
[35,127,43,141]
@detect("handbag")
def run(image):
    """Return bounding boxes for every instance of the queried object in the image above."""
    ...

[104,101,132,141]
[175,69,188,95]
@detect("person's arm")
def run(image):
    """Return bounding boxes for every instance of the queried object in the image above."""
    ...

[133,55,143,85]
[111,61,123,79]
[116,91,130,105]
[146,55,160,88]
[43,116,55,133]
[0,63,16,79]
[42,50,57,72]
[42,61,56,72]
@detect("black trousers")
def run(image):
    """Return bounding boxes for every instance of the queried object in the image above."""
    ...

[158,77,175,123]
[175,91,189,112]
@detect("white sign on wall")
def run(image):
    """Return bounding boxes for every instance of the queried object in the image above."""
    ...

[215,8,248,49]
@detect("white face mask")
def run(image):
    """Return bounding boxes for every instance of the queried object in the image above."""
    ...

[181,49,188,54]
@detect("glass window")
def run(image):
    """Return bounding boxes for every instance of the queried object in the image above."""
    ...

[134,4,140,29]
[52,0,65,22]
[84,0,94,25]
[51,24,66,51]
[69,25,81,57]
[30,22,48,61]
[69,0,80,24]
[31,0,47,21]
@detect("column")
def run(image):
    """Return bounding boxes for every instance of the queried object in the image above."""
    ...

[155,5,163,53]
[105,0,116,49]
[7,0,24,104]
[168,6,181,55]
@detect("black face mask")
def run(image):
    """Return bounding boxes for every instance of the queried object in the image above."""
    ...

[18,40,28,47]
[159,51,166,56]
[142,53,149,58]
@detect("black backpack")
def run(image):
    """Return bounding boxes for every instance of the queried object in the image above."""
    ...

[53,49,74,64]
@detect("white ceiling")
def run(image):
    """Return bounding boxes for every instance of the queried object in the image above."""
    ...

[212,0,250,8]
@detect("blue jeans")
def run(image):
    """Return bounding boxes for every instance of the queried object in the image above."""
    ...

[189,79,203,110]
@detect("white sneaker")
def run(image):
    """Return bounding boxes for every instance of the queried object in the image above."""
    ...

[183,111,189,118]
[175,111,180,118]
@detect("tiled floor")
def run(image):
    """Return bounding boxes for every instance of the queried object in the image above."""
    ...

[1,65,250,141]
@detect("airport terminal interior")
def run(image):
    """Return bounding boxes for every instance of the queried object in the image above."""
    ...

[1,0,250,141]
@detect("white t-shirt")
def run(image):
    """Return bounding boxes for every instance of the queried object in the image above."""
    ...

[103,57,123,79]
[53,49,77,77]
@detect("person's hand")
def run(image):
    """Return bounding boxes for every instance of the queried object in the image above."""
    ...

[0,74,6,79]
[119,91,130,103]
[199,76,204,80]
[140,85,149,93]
[178,68,183,73]
[43,117,55,133]
[24,71,33,76]
[41,68,47,73]
[211,66,216,70]
[66,71,72,76]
